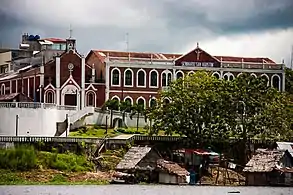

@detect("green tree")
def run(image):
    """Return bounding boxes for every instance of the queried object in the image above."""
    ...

[103,99,119,128]
[149,71,293,145]
[130,103,147,132]
[285,67,293,94]
[119,100,132,127]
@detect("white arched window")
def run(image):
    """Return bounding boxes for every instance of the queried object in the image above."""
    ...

[45,90,55,103]
[212,72,220,79]
[137,69,146,87]
[149,98,157,108]
[223,72,234,81]
[124,69,133,87]
[271,74,281,91]
[111,68,120,86]
[260,74,269,86]
[161,70,172,87]
[86,91,96,107]
[176,71,184,79]
[124,96,133,105]
[149,70,158,88]
[136,97,146,108]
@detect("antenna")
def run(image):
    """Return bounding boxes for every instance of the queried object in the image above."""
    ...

[69,24,73,38]
[291,45,293,69]
[126,32,129,52]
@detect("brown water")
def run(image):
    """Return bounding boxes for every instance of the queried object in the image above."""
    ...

[0,185,292,195]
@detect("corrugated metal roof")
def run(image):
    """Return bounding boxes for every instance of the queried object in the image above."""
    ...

[277,142,293,157]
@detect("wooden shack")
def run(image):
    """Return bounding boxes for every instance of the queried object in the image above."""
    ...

[115,146,161,182]
[243,149,293,186]
[157,159,189,185]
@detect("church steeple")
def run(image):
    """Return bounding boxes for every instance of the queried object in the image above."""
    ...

[66,24,76,51]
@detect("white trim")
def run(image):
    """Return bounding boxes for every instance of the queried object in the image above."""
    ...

[0,83,5,95]
[85,90,96,107]
[136,96,146,108]
[136,69,147,88]
[110,90,157,94]
[188,71,195,75]
[250,73,257,78]
[124,96,134,105]
[111,95,120,101]
[149,97,157,107]
[212,72,221,79]
[149,69,159,88]
[61,84,80,107]
[271,74,281,91]
[44,89,56,104]
[175,70,184,79]
[223,72,234,81]
[124,68,134,87]
[237,73,243,77]
[260,74,270,86]
[44,83,56,90]
[60,75,81,90]
[111,68,121,87]
[161,70,172,87]
[85,83,98,91]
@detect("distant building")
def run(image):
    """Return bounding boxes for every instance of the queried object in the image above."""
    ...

[86,43,285,109]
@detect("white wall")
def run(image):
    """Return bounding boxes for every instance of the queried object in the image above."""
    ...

[0,107,76,136]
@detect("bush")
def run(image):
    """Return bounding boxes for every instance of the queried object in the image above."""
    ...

[0,145,37,171]
[37,151,94,172]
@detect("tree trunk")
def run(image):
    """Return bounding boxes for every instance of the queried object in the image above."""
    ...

[110,110,113,128]
[136,112,139,132]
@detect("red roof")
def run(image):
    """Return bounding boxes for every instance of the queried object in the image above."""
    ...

[214,56,275,64]
[91,50,182,63]
[42,38,66,43]
[90,49,276,64]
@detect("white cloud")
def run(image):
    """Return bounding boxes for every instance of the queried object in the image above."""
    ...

[181,28,293,65]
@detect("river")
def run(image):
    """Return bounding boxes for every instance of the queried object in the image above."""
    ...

[0,185,292,195]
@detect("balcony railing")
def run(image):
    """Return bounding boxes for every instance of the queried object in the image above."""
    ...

[0,102,77,110]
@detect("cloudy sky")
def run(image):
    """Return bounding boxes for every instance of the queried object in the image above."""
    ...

[0,0,293,65]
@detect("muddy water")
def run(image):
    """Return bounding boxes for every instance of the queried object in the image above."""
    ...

[0,185,292,195]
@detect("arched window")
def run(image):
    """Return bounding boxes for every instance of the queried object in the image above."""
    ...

[86,92,95,107]
[46,91,54,103]
[137,70,145,86]
[164,98,170,104]
[176,71,184,79]
[229,74,235,81]
[261,74,269,86]
[272,75,280,90]
[111,97,120,110]
[188,71,194,76]
[162,73,167,87]
[149,99,156,108]
[137,98,145,109]
[112,69,120,86]
[223,75,229,80]
[167,73,172,86]
[150,71,158,87]
[212,72,220,79]
[124,98,132,105]
[124,69,133,86]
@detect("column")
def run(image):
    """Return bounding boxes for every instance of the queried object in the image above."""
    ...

[105,63,110,101]
[172,68,176,80]
[282,64,285,92]
[56,57,61,105]
[81,56,85,109]
[92,64,95,82]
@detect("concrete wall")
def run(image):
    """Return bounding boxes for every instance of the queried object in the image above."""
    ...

[0,103,76,136]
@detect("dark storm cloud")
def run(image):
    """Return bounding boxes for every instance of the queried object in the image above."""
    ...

[0,0,292,55]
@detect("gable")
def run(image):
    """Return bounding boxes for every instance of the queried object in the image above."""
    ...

[175,46,220,67]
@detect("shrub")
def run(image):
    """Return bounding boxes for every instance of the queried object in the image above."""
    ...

[0,145,37,171]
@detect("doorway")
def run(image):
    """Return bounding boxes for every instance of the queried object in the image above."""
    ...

[65,94,77,106]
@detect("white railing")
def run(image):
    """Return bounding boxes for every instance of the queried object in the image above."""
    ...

[69,106,95,124]
[0,102,78,111]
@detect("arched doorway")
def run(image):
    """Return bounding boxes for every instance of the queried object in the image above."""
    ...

[61,85,80,107]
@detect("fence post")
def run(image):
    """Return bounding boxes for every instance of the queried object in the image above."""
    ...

[15,115,19,136]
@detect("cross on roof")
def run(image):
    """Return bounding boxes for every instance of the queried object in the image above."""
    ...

[69,24,73,38]
[48,77,52,83]
[195,49,202,60]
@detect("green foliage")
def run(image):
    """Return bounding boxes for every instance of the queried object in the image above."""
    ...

[285,67,293,94]
[50,174,67,183]
[149,71,293,142]
[37,151,94,172]
[0,145,37,171]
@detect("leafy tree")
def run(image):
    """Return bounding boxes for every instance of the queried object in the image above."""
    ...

[149,71,293,145]
[119,100,132,127]
[103,99,119,128]
[285,67,293,94]
[130,103,147,132]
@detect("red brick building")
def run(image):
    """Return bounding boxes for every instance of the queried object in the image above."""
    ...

[0,39,285,109]
[86,43,285,109]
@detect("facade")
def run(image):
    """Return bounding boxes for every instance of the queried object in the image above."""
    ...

[87,43,285,109]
